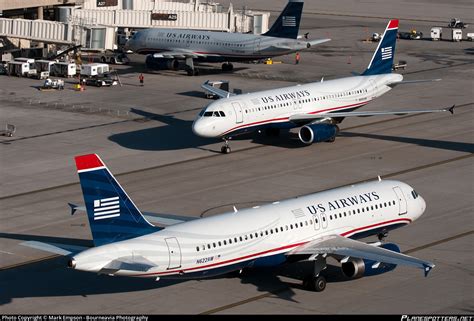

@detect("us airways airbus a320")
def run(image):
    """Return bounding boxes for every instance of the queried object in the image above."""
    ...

[124,0,330,75]
[192,19,454,153]
[21,154,434,292]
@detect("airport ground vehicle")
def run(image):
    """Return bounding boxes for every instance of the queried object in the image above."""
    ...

[42,78,64,90]
[203,80,230,99]
[80,63,110,77]
[7,61,29,76]
[392,60,407,71]
[466,33,474,41]
[448,18,468,29]
[398,29,423,40]
[82,73,117,87]
[51,62,76,77]
[430,27,442,40]
[99,51,130,65]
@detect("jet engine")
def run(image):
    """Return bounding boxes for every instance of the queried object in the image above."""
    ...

[146,55,179,70]
[341,243,399,279]
[298,123,338,145]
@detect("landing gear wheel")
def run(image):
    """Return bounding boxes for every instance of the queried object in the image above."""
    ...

[222,63,234,72]
[101,56,106,63]
[193,68,200,76]
[221,146,231,154]
[186,68,194,76]
[378,231,388,241]
[314,275,326,292]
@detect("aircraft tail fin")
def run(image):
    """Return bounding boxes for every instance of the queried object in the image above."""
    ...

[362,19,399,76]
[262,0,303,39]
[74,154,160,247]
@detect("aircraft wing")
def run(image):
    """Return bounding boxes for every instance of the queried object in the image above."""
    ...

[289,105,455,123]
[152,50,209,59]
[287,234,435,276]
[201,80,236,98]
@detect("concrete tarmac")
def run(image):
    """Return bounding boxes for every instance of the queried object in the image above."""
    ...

[0,4,473,314]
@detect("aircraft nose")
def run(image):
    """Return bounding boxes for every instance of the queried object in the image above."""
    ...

[192,119,213,138]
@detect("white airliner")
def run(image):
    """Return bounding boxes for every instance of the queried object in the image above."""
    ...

[124,0,330,75]
[22,154,434,292]
[192,19,454,153]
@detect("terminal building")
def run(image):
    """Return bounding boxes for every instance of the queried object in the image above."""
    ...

[0,0,270,53]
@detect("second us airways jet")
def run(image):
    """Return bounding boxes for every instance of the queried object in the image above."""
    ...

[192,19,454,153]
[125,0,330,75]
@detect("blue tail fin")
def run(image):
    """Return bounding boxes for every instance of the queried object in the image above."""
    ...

[362,19,399,76]
[75,154,159,247]
[262,0,303,39]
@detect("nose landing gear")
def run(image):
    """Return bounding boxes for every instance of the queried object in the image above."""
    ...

[221,137,231,154]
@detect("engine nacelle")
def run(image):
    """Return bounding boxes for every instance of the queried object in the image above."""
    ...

[146,55,179,70]
[298,123,338,145]
[341,243,400,279]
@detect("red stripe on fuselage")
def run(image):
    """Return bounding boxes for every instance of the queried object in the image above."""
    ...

[221,100,371,136]
[130,217,411,277]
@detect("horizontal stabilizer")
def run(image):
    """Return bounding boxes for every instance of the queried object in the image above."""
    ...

[20,241,88,256]
[388,78,442,88]
[143,212,199,227]
[307,38,331,46]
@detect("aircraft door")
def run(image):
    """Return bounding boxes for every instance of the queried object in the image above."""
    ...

[313,214,320,230]
[231,102,244,124]
[253,39,261,54]
[393,186,408,215]
[165,237,182,269]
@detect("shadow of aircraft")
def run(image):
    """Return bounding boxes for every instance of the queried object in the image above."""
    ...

[108,108,306,152]
[340,132,474,153]
[0,249,354,306]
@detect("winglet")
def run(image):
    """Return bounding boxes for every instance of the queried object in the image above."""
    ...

[378,175,382,182]
[424,263,435,277]
[448,105,455,115]
[75,154,104,172]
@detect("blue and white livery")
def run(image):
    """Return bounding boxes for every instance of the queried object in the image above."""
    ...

[192,19,453,154]
[24,154,436,292]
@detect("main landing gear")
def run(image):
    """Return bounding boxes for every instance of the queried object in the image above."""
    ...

[377,231,388,241]
[185,57,199,76]
[302,255,327,292]
[221,137,231,154]
[222,62,234,72]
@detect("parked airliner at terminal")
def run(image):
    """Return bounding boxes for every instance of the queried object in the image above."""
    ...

[125,0,330,75]
[22,154,434,292]
[192,19,454,153]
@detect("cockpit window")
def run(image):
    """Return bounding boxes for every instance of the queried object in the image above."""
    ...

[219,111,225,117]
[411,190,419,199]
[203,111,213,117]
[213,111,221,117]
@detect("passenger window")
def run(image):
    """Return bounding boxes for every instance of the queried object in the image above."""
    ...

[280,227,284,232]
[223,240,227,245]
[207,244,211,249]
[234,237,238,243]
[239,236,243,241]
[196,246,199,252]
[218,241,221,246]
[213,243,216,248]
[229,239,232,244]
[265,230,269,235]
[290,224,293,229]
